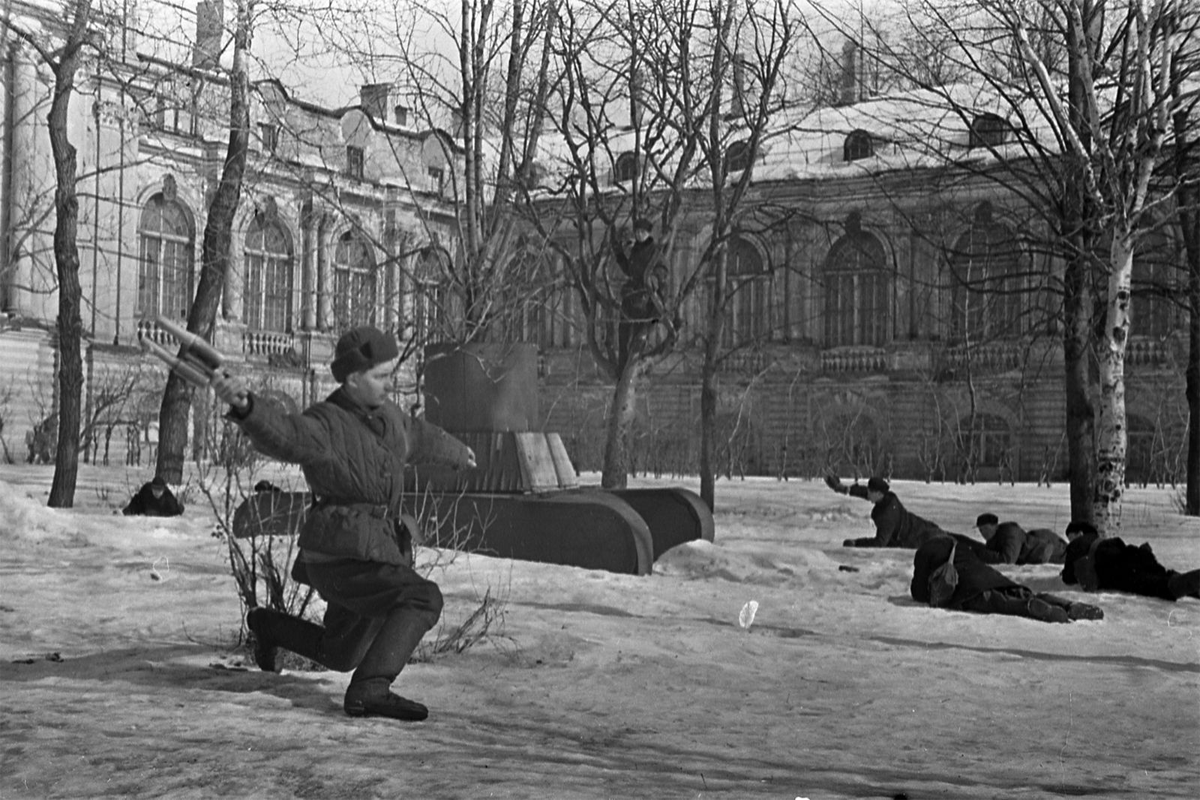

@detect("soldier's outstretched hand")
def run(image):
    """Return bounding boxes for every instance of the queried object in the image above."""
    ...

[210,371,250,413]
[825,474,849,495]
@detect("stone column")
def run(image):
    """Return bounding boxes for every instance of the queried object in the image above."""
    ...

[300,204,316,330]
[223,221,244,323]
[382,218,399,332]
[4,45,38,318]
[316,213,332,331]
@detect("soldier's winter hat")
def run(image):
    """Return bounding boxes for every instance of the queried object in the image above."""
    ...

[331,326,399,383]
[632,218,653,232]
[867,477,890,494]
[976,513,999,527]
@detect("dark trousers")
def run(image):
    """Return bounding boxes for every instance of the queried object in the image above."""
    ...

[264,557,442,687]
[1098,543,1175,600]
[959,586,1074,622]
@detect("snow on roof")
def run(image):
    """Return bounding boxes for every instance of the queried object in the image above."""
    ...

[502,82,1059,193]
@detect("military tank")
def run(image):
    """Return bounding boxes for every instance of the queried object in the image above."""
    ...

[405,342,714,575]
[231,343,713,576]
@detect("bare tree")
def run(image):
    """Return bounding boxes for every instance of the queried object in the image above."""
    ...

[1005,0,1179,532]
[518,0,799,498]
[3,0,97,506]
[300,0,556,347]
[156,0,255,483]
[692,1,799,508]
[1168,11,1200,514]
[799,0,1196,531]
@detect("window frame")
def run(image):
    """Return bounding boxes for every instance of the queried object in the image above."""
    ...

[822,231,889,347]
[332,231,377,332]
[243,215,294,333]
[136,194,194,321]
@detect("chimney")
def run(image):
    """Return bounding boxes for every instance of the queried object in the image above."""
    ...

[731,53,746,117]
[630,62,643,127]
[839,38,858,106]
[360,84,390,122]
[193,0,223,70]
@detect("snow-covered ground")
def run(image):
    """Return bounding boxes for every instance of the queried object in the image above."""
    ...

[1,464,1197,799]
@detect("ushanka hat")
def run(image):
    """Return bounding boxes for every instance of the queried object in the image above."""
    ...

[331,326,399,382]
[866,476,890,494]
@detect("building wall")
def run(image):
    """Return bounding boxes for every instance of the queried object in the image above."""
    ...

[533,168,1189,485]
[0,17,454,465]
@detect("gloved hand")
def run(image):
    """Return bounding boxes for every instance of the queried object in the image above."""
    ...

[842,538,856,547]
[825,475,849,494]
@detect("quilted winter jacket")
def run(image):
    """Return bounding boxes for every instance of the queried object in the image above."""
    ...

[845,488,949,549]
[911,535,1021,608]
[986,522,1069,565]
[231,388,473,564]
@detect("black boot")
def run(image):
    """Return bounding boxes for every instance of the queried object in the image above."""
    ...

[1025,595,1069,623]
[246,608,279,673]
[1066,602,1104,621]
[344,677,428,721]
[246,608,326,671]
[1167,569,1200,600]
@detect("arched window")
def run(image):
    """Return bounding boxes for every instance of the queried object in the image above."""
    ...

[137,193,194,320]
[411,246,450,345]
[956,412,1012,469]
[823,224,889,347]
[949,206,1024,342]
[614,151,638,183]
[725,235,767,348]
[725,139,752,175]
[843,129,873,161]
[333,231,376,332]
[244,215,293,332]
[969,113,1010,148]
[496,246,561,348]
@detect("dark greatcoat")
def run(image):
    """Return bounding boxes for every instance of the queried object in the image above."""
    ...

[986,522,1069,565]
[122,482,184,517]
[232,387,473,566]
[614,237,667,322]
[845,486,950,549]
[1061,533,1176,601]
[911,535,1022,609]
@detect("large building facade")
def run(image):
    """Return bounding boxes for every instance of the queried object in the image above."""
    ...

[0,4,1187,485]
[526,99,1188,486]
[0,1,460,468]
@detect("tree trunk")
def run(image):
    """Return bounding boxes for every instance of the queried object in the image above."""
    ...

[46,2,92,508]
[1094,227,1134,533]
[600,359,647,489]
[1174,110,1200,516]
[698,358,717,511]
[1062,248,1097,524]
[699,245,729,511]
[156,1,253,482]
[1185,205,1200,516]
[1188,238,1200,516]
[1060,9,1099,527]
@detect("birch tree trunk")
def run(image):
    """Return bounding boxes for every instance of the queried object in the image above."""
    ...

[1094,228,1135,532]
